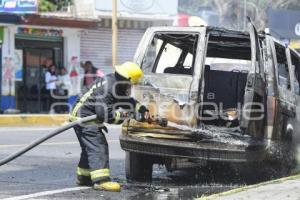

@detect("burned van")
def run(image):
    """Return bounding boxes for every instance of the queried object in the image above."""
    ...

[120,24,300,181]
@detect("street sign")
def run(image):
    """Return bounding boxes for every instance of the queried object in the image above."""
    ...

[0,0,38,14]
[268,9,300,39]
[95,0,178,15]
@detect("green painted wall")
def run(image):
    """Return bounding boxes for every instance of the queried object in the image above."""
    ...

[0,27,4,43]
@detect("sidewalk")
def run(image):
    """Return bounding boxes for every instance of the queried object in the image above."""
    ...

[0,114,69,127]
[199,173,300,200]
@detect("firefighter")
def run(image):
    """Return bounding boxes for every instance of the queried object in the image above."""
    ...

[70,62,149,192]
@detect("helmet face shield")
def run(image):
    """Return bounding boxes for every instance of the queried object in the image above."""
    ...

[115,62,143,84]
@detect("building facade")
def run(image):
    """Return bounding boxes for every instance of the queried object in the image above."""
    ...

[0,0,178,113]
[0,17,175,113]
[0,15,90,113]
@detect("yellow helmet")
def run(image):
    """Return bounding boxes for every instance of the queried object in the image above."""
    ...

[115,62,143,84]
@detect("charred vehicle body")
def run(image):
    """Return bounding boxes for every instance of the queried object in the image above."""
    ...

[120,24,300,181]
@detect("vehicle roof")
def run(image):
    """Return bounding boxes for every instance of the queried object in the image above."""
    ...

[148,26,250,35]
[147,26,299,55]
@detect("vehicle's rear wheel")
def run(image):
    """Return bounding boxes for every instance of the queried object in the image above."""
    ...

[273,140,296,176]
[125,152,153,181]
[247,140,296,181]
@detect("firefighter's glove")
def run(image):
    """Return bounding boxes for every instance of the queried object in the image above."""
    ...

[99,126,108,134]
[138,105,149,115]
[137,105,152,121]
[115,108,129,119]
[112,108,129,124]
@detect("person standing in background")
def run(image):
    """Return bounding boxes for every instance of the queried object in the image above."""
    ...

[45,64,58,113]
[58,67,71,92]
[83,61,105,88]
[83,61,96,88]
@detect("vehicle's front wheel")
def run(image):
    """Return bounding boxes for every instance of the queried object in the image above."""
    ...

[125,152,153,181]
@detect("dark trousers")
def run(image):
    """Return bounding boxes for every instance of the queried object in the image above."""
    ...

[74,124,110,183]
[46,89,55,112]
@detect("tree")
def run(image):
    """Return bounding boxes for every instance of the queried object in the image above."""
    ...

[39,0,56,12]
[178,0,300,30]
[39,0,73,12]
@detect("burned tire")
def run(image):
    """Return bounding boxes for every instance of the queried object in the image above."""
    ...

[125,152,153,181]
[250,140,296,181]
[273,140,296,176]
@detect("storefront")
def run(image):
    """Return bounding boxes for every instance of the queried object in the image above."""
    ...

[14,27,64,113]
[0,14,97,113]
[0,13,174,114]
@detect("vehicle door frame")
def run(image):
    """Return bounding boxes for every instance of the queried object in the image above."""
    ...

[287,48,300,138]
[239,22,266,138]
[268,37,296,139]
[264,35,278,140]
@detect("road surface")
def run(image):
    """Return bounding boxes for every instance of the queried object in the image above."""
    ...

[0,126,298,200]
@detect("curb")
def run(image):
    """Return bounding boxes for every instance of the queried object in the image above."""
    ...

[0,114,69,127]
[198,173,300,200]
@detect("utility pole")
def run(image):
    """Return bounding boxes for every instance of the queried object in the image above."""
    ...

[112,0,118,69]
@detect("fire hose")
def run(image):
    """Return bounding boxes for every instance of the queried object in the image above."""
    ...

[0,113,170,167]
[0,115,97,167]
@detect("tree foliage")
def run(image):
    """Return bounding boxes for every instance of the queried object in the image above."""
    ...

[39,0,73,12]
[39,0,56,12]
[179,0,300,30]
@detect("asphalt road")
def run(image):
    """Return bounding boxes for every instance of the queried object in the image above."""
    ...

[1,126,299,200]
[0,126,238,200]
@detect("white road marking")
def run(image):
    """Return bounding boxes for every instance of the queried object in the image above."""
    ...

[2,186,90,200]
[0,140,119,148]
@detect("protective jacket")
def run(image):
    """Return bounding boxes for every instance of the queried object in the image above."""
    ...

[70,73,146,124]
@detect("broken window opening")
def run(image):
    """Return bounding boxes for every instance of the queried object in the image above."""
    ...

[290,51,300,95]
[275,43,291,90]
[141,33,198,76]
[139,33,199,103]
[201,34,252,127]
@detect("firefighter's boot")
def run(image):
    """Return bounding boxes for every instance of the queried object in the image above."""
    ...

[93,181,121,192]
[76,176,93,186]
[76,167,92,186]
